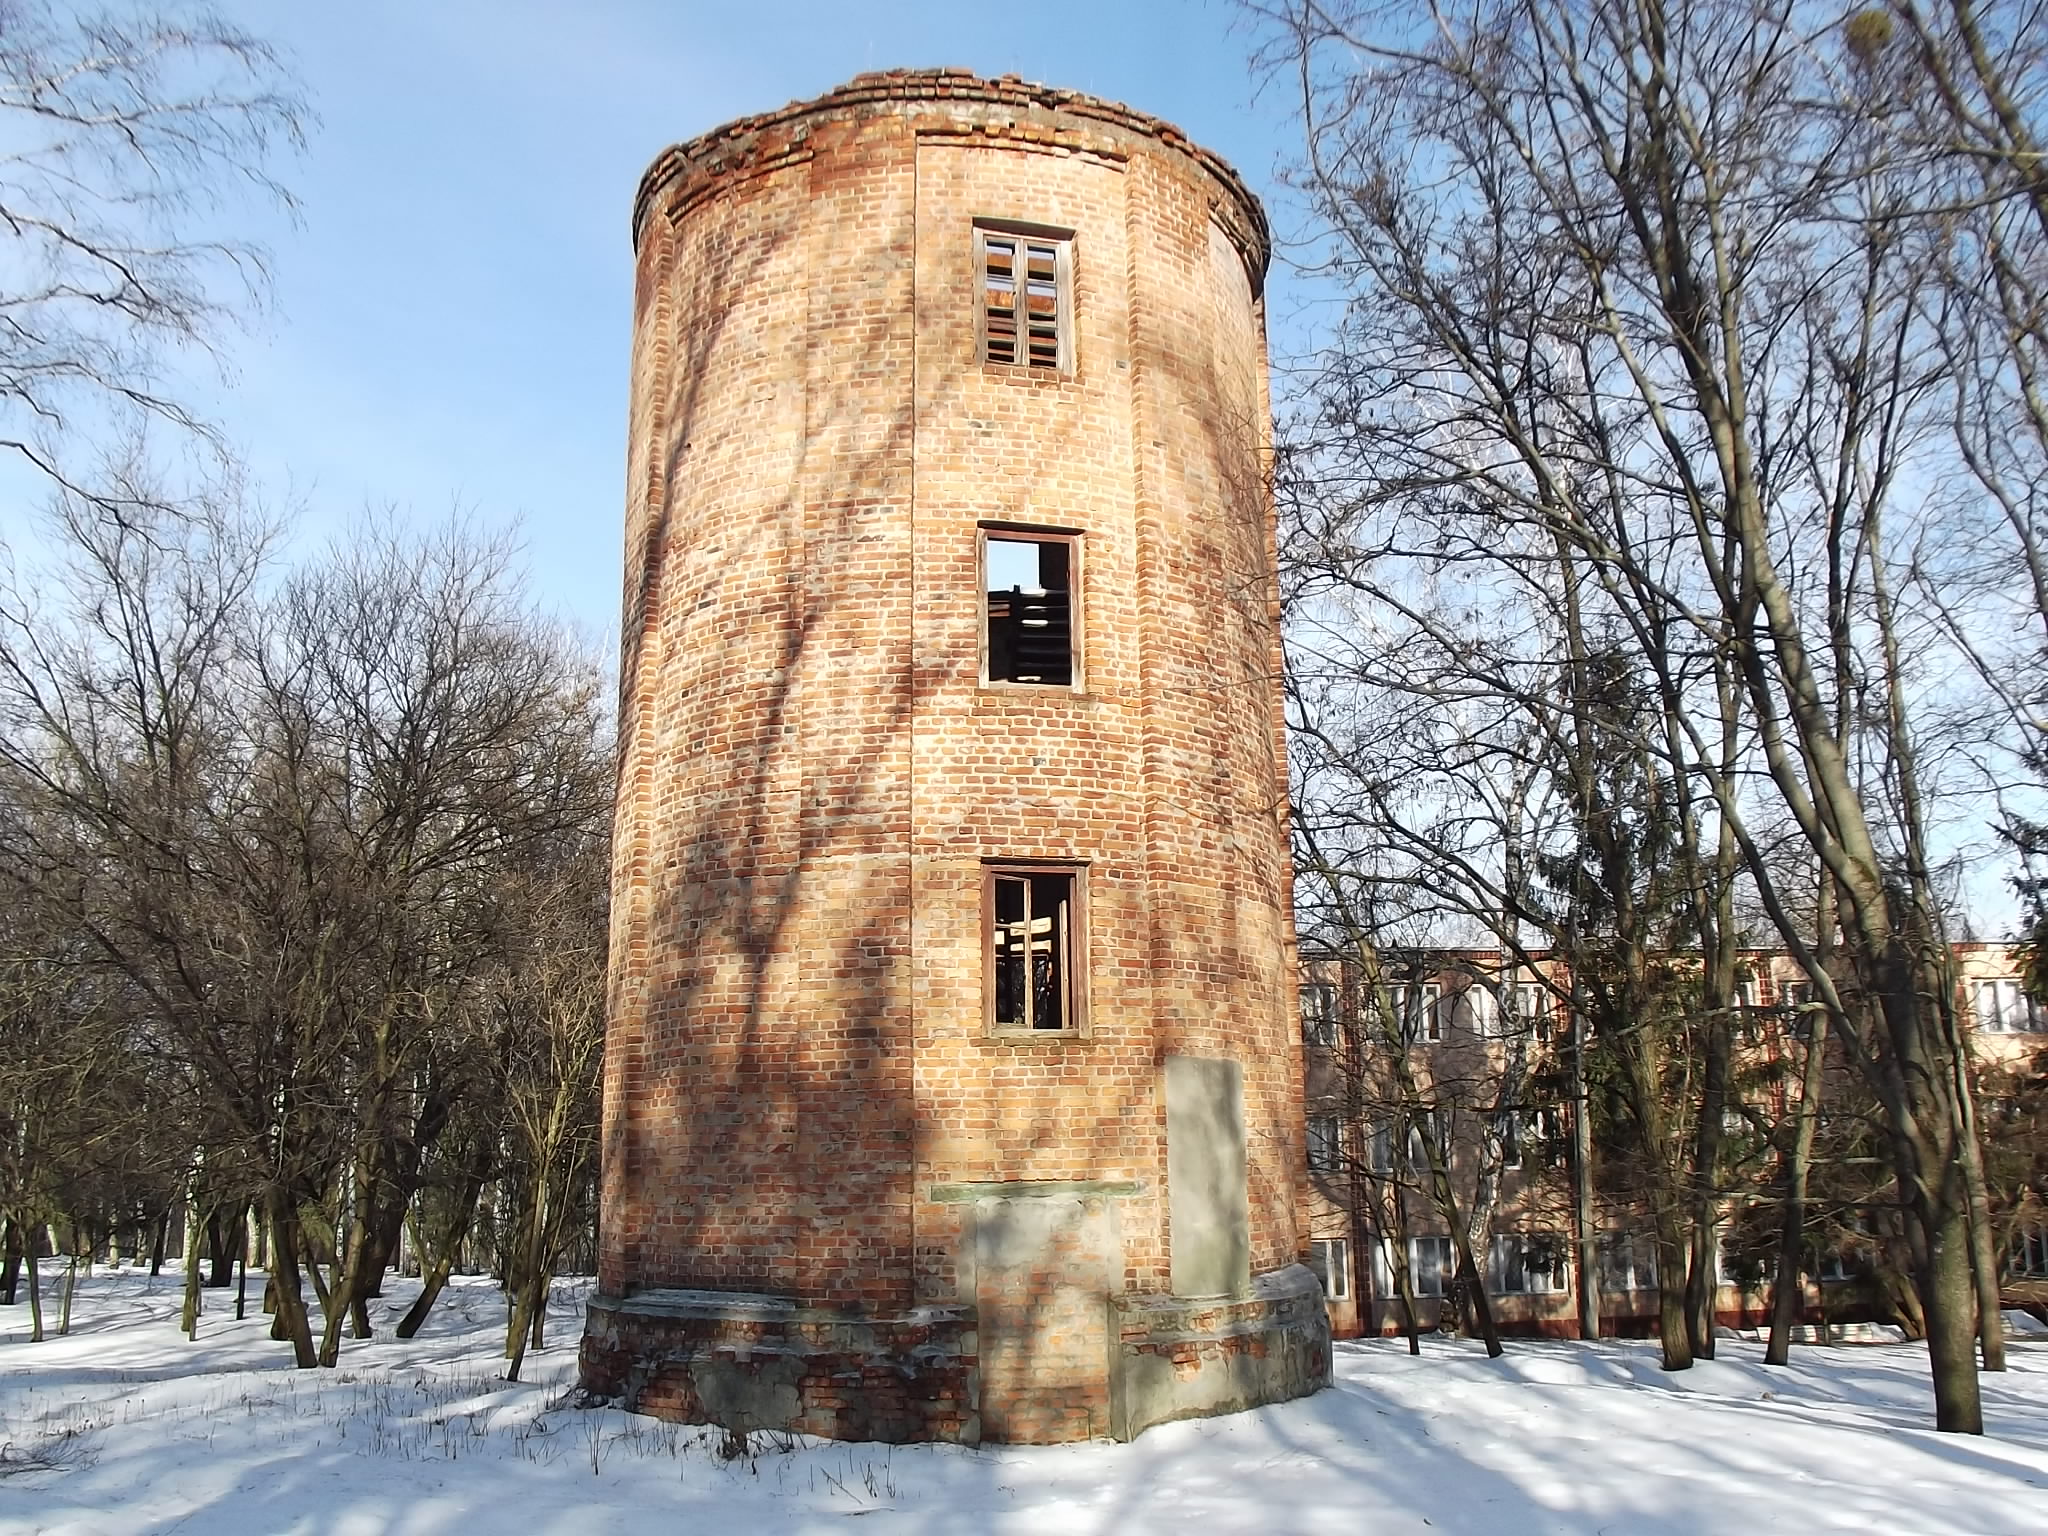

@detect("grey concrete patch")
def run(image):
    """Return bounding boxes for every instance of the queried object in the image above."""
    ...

[1165,1055,1250,1298]
[692,1352,806,1433]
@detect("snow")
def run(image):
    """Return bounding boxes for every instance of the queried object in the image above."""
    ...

[3,1271,2047,1535]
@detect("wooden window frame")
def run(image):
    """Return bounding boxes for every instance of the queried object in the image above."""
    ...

[1408,981,1443,1043]
[1310,1237,1351,1301]
[978,525,1084,691]
[1301,981,1340,1047]
[1307,1113,1342,1172]
[982,861,1089,1037]
[974,219,1075,374]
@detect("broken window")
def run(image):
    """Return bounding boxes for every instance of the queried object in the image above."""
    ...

[988,866,1083,1032]
[982,531,1076,686]
[976,224,1071,370]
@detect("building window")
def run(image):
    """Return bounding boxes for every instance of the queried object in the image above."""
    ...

[2005,1226,2048,1280]
[1492,1233,1568,1295]
[986,865,1084,1032]
[1782,980,1817,1039]
[1494,1111,1522,1172]
[1975,978,2043,1034]
[1307,1114,1342,1172]
[976,223,1072,370]
[1309,1237,1352,1301]
[1404,1110,1446,1175]
[1597,1233,1658,1292]
[1512,982,1549,1037]
[1408,1235,1454,1297]
[982,529,1077,687]
[1461,983,1498,1038]
[1301,981,1339,1047]
[1366,1121,1393,1175]
[1406,981,1442,1043]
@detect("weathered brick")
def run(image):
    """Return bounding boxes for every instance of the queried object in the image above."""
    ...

[589,70,1312,1444]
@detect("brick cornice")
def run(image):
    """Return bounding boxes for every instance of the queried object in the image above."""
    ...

[633,68,1271,296]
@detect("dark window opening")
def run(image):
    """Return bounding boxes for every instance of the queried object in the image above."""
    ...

[991,870,1078,1031]
[984,534,1074,686]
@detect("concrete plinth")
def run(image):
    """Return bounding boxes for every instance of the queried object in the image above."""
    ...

[1111,1264,1333,1442]
[581,1265,1331,1446]
[580,1290,980,1445]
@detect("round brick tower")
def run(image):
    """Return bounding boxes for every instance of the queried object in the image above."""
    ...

[580,70,1330,1445]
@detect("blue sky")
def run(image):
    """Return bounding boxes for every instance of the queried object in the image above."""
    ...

[197,0,1305,647]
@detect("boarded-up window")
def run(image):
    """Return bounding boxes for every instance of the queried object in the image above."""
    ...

[987,866,1084,1032]
[977,224,1072,371]
[983,531,1077,687]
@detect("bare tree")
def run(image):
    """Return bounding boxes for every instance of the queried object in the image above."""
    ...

[0,3,305,509]
[1252,0,1999,1429]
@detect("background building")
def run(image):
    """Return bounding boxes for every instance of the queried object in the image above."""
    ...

[1298,945,2048,1340]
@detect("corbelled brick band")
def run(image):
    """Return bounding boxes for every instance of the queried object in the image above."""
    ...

[583,68,1329,1444]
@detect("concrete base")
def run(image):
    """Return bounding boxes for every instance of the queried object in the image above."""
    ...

[1111,1264,1333,1442]
[580,1265,1331,1446]
[580,1290,980,1444]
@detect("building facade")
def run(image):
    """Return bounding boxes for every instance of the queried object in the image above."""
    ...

[579,71,1329,1446]
[1298,944,2048,1339]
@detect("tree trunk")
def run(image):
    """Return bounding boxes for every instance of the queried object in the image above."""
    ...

[180,1217,203,1340]
[1767,995,1830,1366]
[1654,1215,1694,1372]
[393,1148,492,1339]
[396,1254,456,1340]
[263,1191,318,1368]
[1953,1086,2007,1372]
[1918,1197,1985,1434]
[1,1218,20,1305]
[57,1251,77,1336]
[1685,1221,1717,1361]
[205,1207,241,1289]
[503,1182,548,1383]
[1569,1015,1600,1341]
[25,1241,43,1343]
[148,1209,168,1277]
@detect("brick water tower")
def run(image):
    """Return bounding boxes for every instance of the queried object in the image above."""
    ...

[580,70,1330,1445]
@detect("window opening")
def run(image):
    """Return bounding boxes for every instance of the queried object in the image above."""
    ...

[1308,1114,1342,1171]
[1976,977,2043,1034]
[977,227,1069,369]
[1309,1237,1352,1301]
[1407,1235,1453,1297]
[2005,1225,2048,1279]
[1301,981,1339,1047]
[1407,981,1442,1043]
[983,533,1074,686]
[1598,1233,1658,1292]
[1366,1121,1393,1175]
[1492,1233,1568,1295]
[990,868,1080,1031]
[1494,1111,1522,1171]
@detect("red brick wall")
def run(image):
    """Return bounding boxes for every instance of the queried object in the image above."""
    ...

[603,72,1303,1320]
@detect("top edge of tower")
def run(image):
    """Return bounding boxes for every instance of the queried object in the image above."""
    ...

[633,68,1270,295]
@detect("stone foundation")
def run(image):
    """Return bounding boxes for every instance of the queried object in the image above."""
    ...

[1111,1264,1333,1442]
[580,1264,1331,1446]
[580,1290,980,1444]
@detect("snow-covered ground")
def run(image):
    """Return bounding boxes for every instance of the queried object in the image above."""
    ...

[2,1270,2045,1535]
